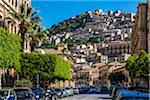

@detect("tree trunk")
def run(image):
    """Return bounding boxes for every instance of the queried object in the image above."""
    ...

[0,69,2,89]
[21,33,25,52]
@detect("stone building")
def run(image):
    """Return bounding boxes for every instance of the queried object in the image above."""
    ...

[0,0,31,52]
[74,67,99,86]
[0,0,31,34]
[131,1,150,54]
[99,64,109,86]
[98,42,131,62]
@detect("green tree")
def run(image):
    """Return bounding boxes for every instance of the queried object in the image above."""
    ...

[0,28,21,88]
[108,71,125,85]
[0,28,21,69]
[125,50,150,86]
[40,41,57,49]
[3,1,42,51]
[30,26,48,51]
[20,53,71,87]
[88,36,100,44]
[64,38,75,47]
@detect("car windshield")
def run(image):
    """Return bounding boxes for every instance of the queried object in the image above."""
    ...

[47,89,54,92]
[14,89,29,95]
[55,89,61,92]
[0,90,9,97]
[65,88,70,90]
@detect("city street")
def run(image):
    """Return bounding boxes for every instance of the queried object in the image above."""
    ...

[59,94,112,100]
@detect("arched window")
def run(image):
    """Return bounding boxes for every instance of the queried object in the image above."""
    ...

[12,0,14,6]
[11,24,13,33]
[15,0,17,8]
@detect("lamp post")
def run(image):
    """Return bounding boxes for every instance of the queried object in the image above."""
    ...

[36,73,40,88]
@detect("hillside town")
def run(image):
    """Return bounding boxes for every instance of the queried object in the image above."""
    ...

[0,0,149,100]
[48,9,135,45]
[44,9,135,87]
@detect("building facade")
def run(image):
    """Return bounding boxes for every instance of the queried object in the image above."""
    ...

[131,2,150,54]
[74,67,100,86]
[0,0,31,34]
[99,64,109,86]
[0,0,31,52]
[98,42,131,62]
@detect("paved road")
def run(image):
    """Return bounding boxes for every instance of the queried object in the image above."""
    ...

[58,94,112,100]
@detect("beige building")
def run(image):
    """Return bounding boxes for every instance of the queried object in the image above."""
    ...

[0,0,31,52]
[99,64,109,86]
[0,0,31,34]
[131,1,150,54]
[74,67,100,86]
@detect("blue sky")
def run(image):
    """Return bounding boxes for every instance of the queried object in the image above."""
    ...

[32,0,146,28]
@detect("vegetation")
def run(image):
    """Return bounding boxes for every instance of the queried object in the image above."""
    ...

[4,2,43,51]
[30,26,48,51]
[20,53,71,87]
[47,13,89,36]
[125,50,150,86]
[0,28,21,88]
[0,28,21,69]
[41,41,58,49]
[64,38,75,47]
[88,36,100,43]
[15,79,33,87]
[108,71,125,85]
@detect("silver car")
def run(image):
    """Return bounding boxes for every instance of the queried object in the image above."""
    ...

[73,88,79,94]
[64,87,73,96]
[61,88,68,97]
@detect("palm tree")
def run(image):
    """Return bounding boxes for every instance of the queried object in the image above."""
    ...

[29,26,48,51]
[2,0,42,52]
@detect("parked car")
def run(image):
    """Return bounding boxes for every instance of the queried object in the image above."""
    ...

[32,87,46,100]
[73,87,79,94]
[111,86,128,100]
[13,87,35,100]
[89,86,97,92]
[54,88,63,98]
[78,86,90,93]
[128,86,149,93]
[0,89,17,100]
[45,89,57,100]
[116,89,150,100]
[100,86,109,92]
[61,88,68,97]
[64,87,73,96]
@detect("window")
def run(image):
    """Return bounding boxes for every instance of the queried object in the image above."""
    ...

[14,26,17,34]
[0,15,2,20]
[12,0,14,6]
[15,0,17,8]
[10,90,14,95]
[11,24,13,33]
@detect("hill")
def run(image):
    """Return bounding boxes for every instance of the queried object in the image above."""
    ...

[42,9,135,48]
